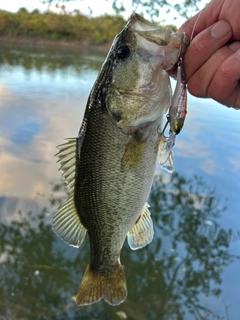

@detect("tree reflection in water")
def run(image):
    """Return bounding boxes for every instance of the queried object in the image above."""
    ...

[0,45,106,74]
[0,172,238,320]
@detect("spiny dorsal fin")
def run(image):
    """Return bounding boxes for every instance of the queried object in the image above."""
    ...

[56,138,77,195]
[52,138,87,248]
[127,203,154,250]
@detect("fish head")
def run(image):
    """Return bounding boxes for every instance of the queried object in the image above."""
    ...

[100,13,189,134]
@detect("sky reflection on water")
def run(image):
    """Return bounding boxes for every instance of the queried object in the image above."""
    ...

[0,43,240,319]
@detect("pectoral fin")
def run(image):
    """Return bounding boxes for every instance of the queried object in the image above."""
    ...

[121,138,146,172]
[158,133,175,173]
[127,203,154,250]
[52,138,87,248]
[160,151,174,173]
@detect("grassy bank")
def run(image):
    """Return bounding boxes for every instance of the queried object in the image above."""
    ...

[0,8,126,46]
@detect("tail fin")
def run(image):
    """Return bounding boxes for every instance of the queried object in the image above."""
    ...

[76,262,127,306]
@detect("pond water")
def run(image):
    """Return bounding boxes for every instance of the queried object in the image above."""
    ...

[0,43,240,320]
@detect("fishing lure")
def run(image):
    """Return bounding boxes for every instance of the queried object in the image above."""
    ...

[158,32,189,173]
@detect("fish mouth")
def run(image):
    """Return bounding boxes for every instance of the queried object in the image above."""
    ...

[128,13,170,35]
[127,13,188,71]
[128,13,173,46]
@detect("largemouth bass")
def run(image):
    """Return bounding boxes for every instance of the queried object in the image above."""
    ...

[52,13,188,306]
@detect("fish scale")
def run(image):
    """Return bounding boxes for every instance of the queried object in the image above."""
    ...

[76,104,151,235]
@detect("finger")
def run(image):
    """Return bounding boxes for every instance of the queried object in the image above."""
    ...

[208,42,240,108]
[183,20,232,81]
[177,0,224,38]
[187,44,236,98]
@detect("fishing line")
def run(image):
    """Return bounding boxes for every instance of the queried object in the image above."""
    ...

[190,10,202,42]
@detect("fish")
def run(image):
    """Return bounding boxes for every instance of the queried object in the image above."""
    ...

[52,13,189,306]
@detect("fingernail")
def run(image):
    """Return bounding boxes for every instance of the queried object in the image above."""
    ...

[211,20,231,39]
[229,41,240,52]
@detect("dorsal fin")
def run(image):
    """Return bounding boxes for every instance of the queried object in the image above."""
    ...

[52,138,87,248]
[56,138,77,195]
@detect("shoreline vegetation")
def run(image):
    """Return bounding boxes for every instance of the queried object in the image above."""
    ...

[0,8,126,50]
[0,8,177,50]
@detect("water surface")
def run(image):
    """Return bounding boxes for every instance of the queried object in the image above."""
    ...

[0,43,240,320]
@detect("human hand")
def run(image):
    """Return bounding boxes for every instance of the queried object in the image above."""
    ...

[177,0,240,109]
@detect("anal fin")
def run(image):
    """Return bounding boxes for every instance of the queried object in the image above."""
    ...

[76,262,127,306]
[127,203,154,250]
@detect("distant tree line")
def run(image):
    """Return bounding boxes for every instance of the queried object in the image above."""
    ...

[44,0,204,19]
[0,8,127,44]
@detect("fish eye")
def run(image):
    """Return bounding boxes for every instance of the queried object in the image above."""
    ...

[116,45,130,60]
